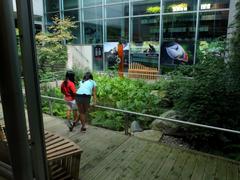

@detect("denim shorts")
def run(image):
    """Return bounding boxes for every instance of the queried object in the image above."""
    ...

[75,94,91,105]
[65,99,77,110]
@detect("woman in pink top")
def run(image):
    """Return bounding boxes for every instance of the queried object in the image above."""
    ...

[61,70,78,126]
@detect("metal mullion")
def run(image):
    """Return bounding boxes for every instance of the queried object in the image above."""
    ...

[158,0,163,73]
[105,1,128,6]
[105,16,129,20]
[103,0,106,70]
[132,13,161,18]
[128,0,131,65]
[199,8,230,13]
[163,10,197,15]
[0,0,34,180]
[193,0,201,64]
[16,0,49,179]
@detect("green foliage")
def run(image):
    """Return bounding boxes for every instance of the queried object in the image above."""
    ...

[91,75,170,129]
[36,17,76,78]
[40,72,171,130]
[228,0,240,92]
[146,6,160,14]
[41,86,66,118]
[90,111,124,131]
[165,43,240,151]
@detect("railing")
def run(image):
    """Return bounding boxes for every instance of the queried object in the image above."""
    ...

[41,95,240,135]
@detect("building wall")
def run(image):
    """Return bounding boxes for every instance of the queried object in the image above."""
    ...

[67,45,93,71]
[44,0,232,73]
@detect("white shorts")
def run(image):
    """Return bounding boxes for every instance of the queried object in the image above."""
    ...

[65,100,77,110]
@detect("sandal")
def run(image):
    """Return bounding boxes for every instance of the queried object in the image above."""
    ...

[81,127,86,132]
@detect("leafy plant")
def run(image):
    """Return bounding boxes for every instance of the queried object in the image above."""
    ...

[36,17,76,78]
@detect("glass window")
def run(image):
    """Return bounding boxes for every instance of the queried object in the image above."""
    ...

[64,10,79,21]
[106,0,128,4]
[200,0,230,10]
[106,18,129,42]
[83,21,103,44]
[46,0,59,12]
[63,0,79,10]
[71,23,80,44]
[133,0,160,16]
[83,0,102,7]
[163,0,197,13]
[198,11,229,40]
[93,45,104,71]
[131,16,160,69]
[46,12,60,24]
[106,3,129,18]
[83,7,102,20]
[161,13,196,67]
[132,16,159,43]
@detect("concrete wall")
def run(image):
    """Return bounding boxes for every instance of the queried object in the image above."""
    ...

[67,45,93,71]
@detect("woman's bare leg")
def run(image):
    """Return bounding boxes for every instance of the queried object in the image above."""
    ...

[66,110,71,120]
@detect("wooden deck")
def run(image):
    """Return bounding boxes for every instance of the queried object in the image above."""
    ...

[0,103,239,180]
[42,114,240,180]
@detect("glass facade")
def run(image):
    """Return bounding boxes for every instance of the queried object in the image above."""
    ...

[44,0,231,72]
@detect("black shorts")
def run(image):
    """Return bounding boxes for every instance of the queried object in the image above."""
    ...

[75,94,91,104]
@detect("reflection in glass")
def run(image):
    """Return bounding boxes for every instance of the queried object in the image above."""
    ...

[133,0,160,16]
[46,0,59,12]
[63,0,79,10]
[106,3,129,18]
[71,23,80,44]
[163,0,197,13]
[83,0,102,7]
[200,0,229,10]
[162,13,196,65]
[198,11,229,40]
[83,7,102,20]
[131,16,160,69]
[46,12,60,24]
[106,18,129,42]
[132,16,159,43]
[93,45,104,71]
[64,10,79,21]
[83,21,103,44]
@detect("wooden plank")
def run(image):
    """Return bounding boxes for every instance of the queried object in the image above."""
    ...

[202,156,217,180]
[215,158,227,180]
[180,153,197,180]
[97,138,150,180]
[82,138,140,180]
[191,154,208,180]
[105,141,154,180]
[143,144,172,179]
[153,148,181,179]
[226,162,238,180]
[121,143,166,180]
[167,151,190,180]
[46,140,70,151]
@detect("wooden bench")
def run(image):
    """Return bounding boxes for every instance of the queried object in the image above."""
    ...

[128,62,158,80]
[0,124,82,180]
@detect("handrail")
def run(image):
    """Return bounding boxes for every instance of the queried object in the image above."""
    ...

[41,95,240,135]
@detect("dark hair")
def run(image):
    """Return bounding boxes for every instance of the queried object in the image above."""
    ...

[64,70,75,85]
[82,72,93,82]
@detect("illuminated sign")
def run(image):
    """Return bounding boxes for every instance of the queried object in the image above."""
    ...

[171,3,188,12]
[201,3,211,10]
